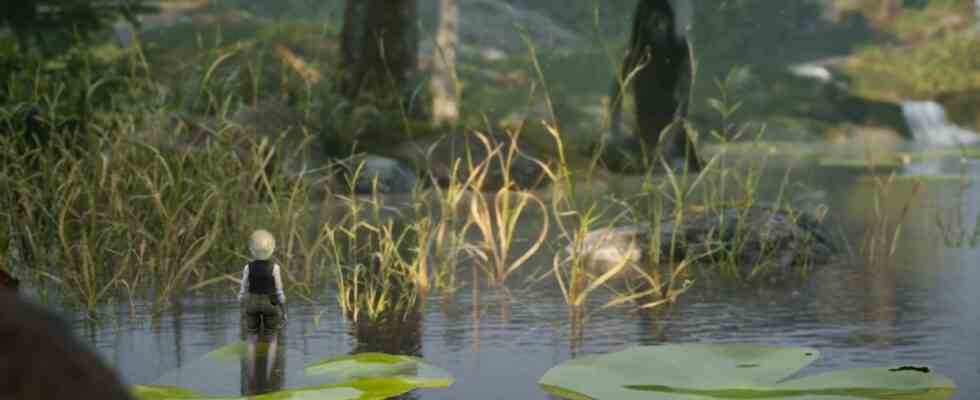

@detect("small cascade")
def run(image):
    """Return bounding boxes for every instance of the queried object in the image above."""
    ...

[900,101,980,146]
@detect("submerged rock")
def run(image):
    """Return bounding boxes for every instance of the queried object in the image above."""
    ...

[570,206,835,284]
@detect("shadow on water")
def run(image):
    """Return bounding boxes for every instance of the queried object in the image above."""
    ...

[240,329,286,396]
[349,306,424,400]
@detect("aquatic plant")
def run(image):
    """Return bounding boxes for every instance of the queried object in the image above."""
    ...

[461,130,550,288]
[539,343,956,400]
[133,342,452,400]
[329,160,434,322]
[859,155,922,268]
[541,120,635,310]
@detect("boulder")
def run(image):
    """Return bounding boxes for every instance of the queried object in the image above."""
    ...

[340,155,419,194]
[393,131,550,191]
[570,206,835,285]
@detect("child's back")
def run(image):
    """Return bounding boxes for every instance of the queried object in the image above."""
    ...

[239,229,287,331]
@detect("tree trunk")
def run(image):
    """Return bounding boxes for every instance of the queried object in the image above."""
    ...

[339,0,419,102]
[430,0,460,127]
[609,0,702,171]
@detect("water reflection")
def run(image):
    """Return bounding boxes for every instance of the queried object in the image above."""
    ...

[349,307,423,400]
[350,308,423,356]
[240,329,286,396]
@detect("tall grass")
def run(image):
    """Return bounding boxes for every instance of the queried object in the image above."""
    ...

[461,130,549,288]
[860,158,922,267]
[328,160,432,322]
[0,11,869,321]
[0,105,326,313]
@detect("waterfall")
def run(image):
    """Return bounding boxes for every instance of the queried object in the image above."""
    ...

[900,101,979,146]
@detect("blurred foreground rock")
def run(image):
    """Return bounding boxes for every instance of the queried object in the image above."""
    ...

[0,291,134,399]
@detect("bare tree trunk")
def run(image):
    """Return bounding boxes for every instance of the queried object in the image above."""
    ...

[430,0,460,127]
[339,0,419,101]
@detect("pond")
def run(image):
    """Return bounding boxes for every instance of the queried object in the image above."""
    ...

[61,145,980,399]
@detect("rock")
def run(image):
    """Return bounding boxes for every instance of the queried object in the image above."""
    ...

[393,131,550,191]
[0,291,134,399]
[570,223,649,268]
[341,155,419,194]
[570,206,835,285]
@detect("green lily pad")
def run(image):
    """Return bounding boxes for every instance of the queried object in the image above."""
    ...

[305,352,453,387]
[135,342,452,400]
[133,378,414,400]
[132,385,202,400]
[538,344,956,400]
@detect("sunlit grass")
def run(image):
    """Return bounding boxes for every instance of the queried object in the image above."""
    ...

[0,6,893,321]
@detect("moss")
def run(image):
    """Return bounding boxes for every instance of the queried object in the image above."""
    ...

[838,34,980,102]
[832,0,973,41]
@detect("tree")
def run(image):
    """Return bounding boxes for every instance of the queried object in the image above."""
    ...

[430,0,460,127]
[338,0,420,103]
[609,0,702,171]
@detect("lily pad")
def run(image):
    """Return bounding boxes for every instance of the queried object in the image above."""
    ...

[538,344,956,400]
[134,343,452,400]
[305,352,453,388]
[133,378,415,400]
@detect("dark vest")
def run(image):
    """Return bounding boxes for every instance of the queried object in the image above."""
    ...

[247,260,276,295]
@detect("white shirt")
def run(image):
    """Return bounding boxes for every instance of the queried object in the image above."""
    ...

[237,262,286,304]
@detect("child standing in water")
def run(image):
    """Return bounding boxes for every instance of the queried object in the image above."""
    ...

[238,230,287,331]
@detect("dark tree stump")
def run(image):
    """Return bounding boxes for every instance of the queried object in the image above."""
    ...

[609,0,702,172]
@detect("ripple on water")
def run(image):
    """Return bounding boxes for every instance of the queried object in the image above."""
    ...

[58,251,980,400]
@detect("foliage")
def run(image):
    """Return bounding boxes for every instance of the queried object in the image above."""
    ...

[840,35,980,102]
[0,0,158,56]
[135,343,452,399]
[539,343,956,400]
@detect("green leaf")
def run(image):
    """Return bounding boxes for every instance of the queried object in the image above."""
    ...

[131,385,202,400]
[132,382,376,400]
[305,352,453,387]
[133,344,452,400]
[538,344,956,400]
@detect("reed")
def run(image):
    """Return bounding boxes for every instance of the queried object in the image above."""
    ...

[328,159,431,322]
[860,157,922,267]
[0,11,865,319]
[461,130,550,288]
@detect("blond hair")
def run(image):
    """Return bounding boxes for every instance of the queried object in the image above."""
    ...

[248,229,276,260]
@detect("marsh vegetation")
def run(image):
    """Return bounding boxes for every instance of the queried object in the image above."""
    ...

[1,1,978,399]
